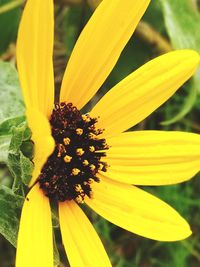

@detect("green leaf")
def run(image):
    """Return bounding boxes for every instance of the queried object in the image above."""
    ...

[0,135,11,163]
[161,81,197,125]
[19,151,33,186]
[7,122,33,193]
[160,0,200,51]
[0,61,33,190]
[0,0,20,54]
[160,0,200,124]
[9,122,30,154]
[0,166,12,187]
[0,61,24,134]
[0,116,25,136]
[0,185,24,247]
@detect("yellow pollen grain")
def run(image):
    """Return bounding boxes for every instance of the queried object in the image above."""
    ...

[71,168,80,176]
[90,164,96,171]
[88,178,94,184]
[76,128,83,135]
[76,148,84,156]
[75,195,84,204]
[64,155,72,163]
[63,137,70,145]
[89,146,95,152]
[75,184,82,192]
[82,114,87,120]
[82,114,91,122]
[88,133,96,139]
[83,160,89,166]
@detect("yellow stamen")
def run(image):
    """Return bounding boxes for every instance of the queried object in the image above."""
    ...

[76,128,83,135]
[75,195,84,204]
[90,164,96,171]
[83,160,89,166]
[75,184,82,192]
[63,137,70,145]
[71,168,80,176]
[76,148,84,156]
[89,146,95,152]
[82,114,91,122]
[63,155,72,163]
[88,133,96,139]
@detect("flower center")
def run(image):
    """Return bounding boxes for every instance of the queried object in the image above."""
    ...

[38,102,109,203]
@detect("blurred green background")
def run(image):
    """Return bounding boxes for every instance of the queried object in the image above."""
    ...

[1,0,200,266]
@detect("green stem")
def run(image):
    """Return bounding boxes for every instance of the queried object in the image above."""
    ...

[0,0,24,15]
[182,241,200,262]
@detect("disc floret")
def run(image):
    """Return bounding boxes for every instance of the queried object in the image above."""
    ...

[38,102,109,203]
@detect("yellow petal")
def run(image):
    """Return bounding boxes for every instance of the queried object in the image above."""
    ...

[103,131,200,185]
[86,177,191,241]
[91,50,200,137]
[17,0,54,117]
[59,201,111,267]
[60,0,150,109]
[27,109,55,186]
[16,185,53,267]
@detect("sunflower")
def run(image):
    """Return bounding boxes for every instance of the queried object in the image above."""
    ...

[15,0,200,266]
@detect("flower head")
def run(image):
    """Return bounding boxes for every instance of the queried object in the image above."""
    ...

[16,0,200,266]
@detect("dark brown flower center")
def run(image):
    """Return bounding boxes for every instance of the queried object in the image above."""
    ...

[38,102,109,203]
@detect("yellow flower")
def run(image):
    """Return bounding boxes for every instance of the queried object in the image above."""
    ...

[16,0,200,266]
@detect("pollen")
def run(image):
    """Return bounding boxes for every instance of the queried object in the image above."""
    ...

[76,128,83,135]
[64,155,72,163]
[38,102,109,203]
[83,160,89,166]
[88,133,96,139]
[88,178,94,184]
[75,184,83,192]
[71,168,81,176]
[89,164,96,171]
[75,195,84,204]
[76,148,84,156]
[89,146,95,152]
[82,114,91,122]
[63,137,70,145]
